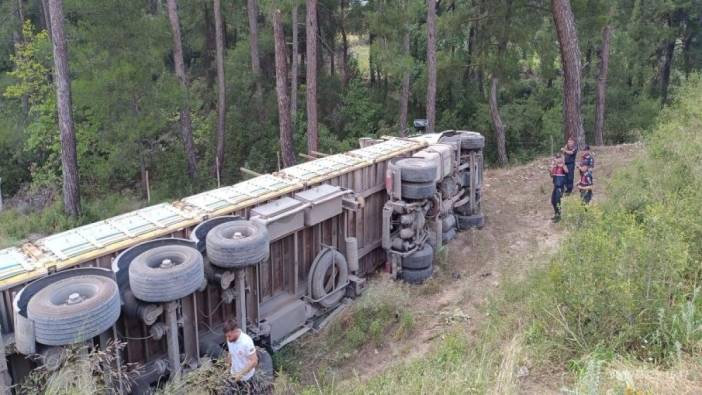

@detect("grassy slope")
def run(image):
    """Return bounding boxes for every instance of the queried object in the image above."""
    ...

[275,77,702,395]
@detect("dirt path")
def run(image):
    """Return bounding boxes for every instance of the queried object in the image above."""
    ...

[280,144,643,390]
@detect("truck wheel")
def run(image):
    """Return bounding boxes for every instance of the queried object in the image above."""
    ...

[207,220,270,268]
[457,213,485,230]
[442,228,457,243]
[129,245,204,303]
[442,214,456,230]
[402,265,434,285]
[311,249,349,308]
[401,244,433,270]
[455,132,485,150]
[455,200,480,216]
[401,181,436,200]
[440,132,485,150]
[257,347,274,377]
[27,275,121,346]
[396,158,437,183]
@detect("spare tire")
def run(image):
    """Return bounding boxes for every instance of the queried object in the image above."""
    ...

[129,245,204,303]
[396,157,437,183]
[457,213,485,230]
[27,275,121,346]
[206,220,270,268]
[402,265,434,285]
[402,244,433,270]
[311,249,349,308]
[401,181,436,200]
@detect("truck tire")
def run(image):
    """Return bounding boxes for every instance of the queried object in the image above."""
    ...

[440,132,485,150]
[454,203,471,216]
[27,275,121,346]
[457,213,485,230]
[442,214,456,230]
[311,249,349,308]
[402,265,434,285]
[401,244,433,270]
[401,181,436,200]
[257,348,274,377]
[455,197,480,216]
[442,228,457,243]
[396,158,437,183]
[206,220,270,268]
[129,245,204,303]
[457,132,485,150]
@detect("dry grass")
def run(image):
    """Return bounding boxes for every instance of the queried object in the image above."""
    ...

[490,335,524,395]
[562,357,702,395]
[19,341,138,395]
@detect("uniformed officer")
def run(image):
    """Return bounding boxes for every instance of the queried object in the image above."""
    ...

[581,145,594,169]
[560,136,578,194]
[577,162,593,204]
[549,153,568,221]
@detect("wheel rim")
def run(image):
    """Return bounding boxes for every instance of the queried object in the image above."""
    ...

[220,223,256,240]
[48,282,98,308]
[146,250,189,270]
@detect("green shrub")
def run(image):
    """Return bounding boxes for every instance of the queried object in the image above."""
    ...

[520,75,702,365]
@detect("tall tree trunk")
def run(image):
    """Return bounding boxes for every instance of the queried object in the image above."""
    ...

[15,0,24,41]
[659,39,675,107]
[399,28,411,135]
[306,0,319,153]
[273,10,296,168]
[202,2,216,91]
[213,0,226,176]
[425,0,437,134]
[594,23,611,146]
[166,0,198,179]
[681,30,693,77]
[551,0,585,147]
[369,33,376,86]
[330,32,336,77]
[340,0,350,88]
[489,77,508,166]
[41,0,52,41]
[247,0,262,97]
[48,0,80,216]
[489,0,511,166]
[291,4,299,126]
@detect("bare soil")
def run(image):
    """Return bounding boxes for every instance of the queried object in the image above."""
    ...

[280,144,644,392]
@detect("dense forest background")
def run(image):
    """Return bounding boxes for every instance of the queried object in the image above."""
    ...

[0,0,700,228]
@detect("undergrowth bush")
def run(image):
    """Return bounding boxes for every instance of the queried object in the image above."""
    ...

[19,341,138,395]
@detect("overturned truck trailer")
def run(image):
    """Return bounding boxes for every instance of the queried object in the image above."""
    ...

[0,131,484,391]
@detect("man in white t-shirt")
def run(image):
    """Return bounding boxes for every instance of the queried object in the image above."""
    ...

[223,319,258,382]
